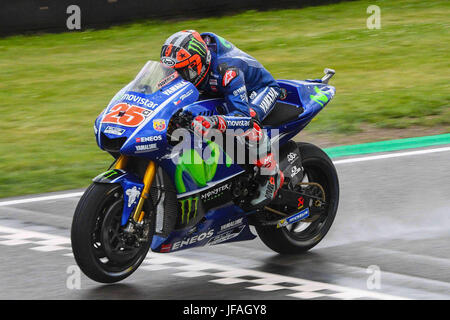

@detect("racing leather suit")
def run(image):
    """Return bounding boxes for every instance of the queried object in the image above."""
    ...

[194,33,284,207]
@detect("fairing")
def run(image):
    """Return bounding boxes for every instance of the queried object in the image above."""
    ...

[93,60,335,253]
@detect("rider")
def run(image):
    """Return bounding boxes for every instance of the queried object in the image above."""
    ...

[160,30,284,208]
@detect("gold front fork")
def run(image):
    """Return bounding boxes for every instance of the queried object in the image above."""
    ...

[133,161,156,223]
[113,155,156,223]
[114,155,128,170]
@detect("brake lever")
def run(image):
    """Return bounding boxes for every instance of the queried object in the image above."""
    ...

[167,109,198,145]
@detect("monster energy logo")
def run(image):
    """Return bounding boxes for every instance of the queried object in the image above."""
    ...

[217,35,232,49]
[310,86,329,107]
[179,197,199,224]
[103,170,117,179]
[201,183,231,202]
[188,38,206,55]
[94,169,124,182]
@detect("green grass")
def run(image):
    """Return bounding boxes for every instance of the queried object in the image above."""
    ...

[0,0,449,197]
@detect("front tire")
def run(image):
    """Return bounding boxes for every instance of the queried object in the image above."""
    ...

[255,142,339,254]
[71,183,152,283]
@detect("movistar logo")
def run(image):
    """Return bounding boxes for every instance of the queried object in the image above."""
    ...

[174,141,231,194]
[310,86,329,107]
[174,141,233,225]
[179,197,199,224]
[188,38,206,55]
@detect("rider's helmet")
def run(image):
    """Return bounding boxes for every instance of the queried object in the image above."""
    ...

[160,30,211,87]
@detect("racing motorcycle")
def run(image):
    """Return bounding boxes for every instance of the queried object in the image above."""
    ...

[71,61,339,283]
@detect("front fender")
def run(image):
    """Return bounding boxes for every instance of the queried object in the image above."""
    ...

[93,169,144,225]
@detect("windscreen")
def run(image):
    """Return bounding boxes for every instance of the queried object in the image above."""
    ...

[105,60,180,109]
[127,60,179,95]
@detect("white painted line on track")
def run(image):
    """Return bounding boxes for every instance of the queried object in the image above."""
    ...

[0,224,408,300]
[0,192,84,207]
[1,146,449,207]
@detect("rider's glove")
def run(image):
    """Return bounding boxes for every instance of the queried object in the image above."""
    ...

[191,115,227,136]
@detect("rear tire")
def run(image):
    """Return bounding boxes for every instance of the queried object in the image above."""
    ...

[255,142,339,254]
[71,183,152,283]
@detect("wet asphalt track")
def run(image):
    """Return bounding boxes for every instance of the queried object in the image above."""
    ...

[0,145,449,300]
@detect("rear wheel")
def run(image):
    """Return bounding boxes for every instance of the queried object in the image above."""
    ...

[255,142,339,254]
[71,183,153,283]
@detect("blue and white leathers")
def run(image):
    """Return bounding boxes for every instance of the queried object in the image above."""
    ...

[199,32,281,122]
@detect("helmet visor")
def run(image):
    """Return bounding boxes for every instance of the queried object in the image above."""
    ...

[177,65,199,83]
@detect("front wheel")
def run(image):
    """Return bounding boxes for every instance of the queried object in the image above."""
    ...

[255,142,339,254]
[71,183,153,283]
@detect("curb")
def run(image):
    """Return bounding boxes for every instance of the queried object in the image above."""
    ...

[324,133,450,159]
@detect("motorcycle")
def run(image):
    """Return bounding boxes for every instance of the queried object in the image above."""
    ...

[71,60,339,283]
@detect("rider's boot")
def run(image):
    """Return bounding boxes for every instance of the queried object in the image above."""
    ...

[250,152,284,208]
[236,113,285,209]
